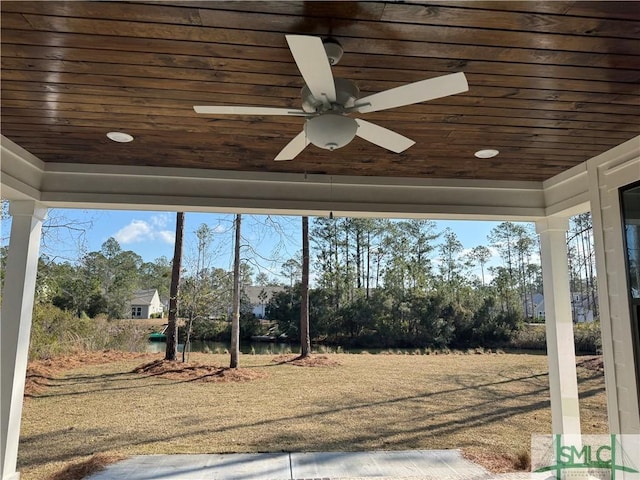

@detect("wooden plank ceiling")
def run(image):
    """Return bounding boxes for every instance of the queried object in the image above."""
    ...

[1,1,639,182]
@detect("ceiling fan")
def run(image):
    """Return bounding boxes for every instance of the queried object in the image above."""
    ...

[194,35,469,161]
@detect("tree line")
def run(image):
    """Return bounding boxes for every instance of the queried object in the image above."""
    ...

[268,219,542,348]
[0,209,598,354]
[269,216,597,348]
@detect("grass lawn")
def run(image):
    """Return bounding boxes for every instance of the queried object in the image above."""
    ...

[18,351,607,480]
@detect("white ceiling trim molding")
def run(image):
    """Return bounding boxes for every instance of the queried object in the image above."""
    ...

[13,135,640,220]
[542,135,640,218]
[37,169,546,220]
[3,134,551,220]
[43,160,542,189]
[543,163,590,218]
[1,137,44,201]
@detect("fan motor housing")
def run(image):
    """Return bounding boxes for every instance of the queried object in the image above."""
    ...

[301,78,360,113]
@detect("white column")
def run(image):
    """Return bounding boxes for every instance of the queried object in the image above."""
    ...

[536,216,581,436]
[1,201,47,480]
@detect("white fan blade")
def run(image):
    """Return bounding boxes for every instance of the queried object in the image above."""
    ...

[194,106,308,116]
[274,130,308,161]
[355,119,415,153]
[286,35,336,104]
[355,72,468,114]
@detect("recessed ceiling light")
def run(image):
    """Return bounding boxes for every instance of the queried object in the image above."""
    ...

[474,149,499,159]
[107,131,134,143]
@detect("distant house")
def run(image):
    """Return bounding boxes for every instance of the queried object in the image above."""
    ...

[244,285,285,319]
[129,289,163,319]
[526,293,545,320]
[571,292,598,323]
[524,292,597,323]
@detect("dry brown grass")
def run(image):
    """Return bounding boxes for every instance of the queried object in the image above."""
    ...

[18,352,607,480]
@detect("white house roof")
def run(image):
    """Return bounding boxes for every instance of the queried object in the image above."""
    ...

[129,289,159,306]
[244,286,285,306]
[531,293,545,306]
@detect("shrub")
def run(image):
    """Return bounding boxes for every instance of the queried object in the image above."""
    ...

[30,303,149,360]
[573,321,602,354]
[468,297,524,348]
[240,312,263,340]
[408,294,455,349]
[30,303,93,359]
[508,321,602,354]
[96,319,149,352]
[190,317,227,340]
[509,324,546,351]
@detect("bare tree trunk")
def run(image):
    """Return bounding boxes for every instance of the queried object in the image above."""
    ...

[366,231,371,298]
[579,228,588,320]
[333,220,340,310]
[300,216,311,358]
[356,228,362,290]
[345,221,351,301]
[586,232,598,317]
[375,251,382,289]
[166,212,184,361]
[579,226,592,316]
[183,313,193,363]
[230,214,241,369]
[527,253,534,320]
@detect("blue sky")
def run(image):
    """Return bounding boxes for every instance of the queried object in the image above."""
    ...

[9,208,517,282]
[1,205,530,283]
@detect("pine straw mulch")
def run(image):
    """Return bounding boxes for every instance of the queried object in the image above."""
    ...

[463,449,531,473]
[25,350,147,397]
[131,359,267,383]
[271,353,341,367]
[46,453,125,480]
[576,355,604,374]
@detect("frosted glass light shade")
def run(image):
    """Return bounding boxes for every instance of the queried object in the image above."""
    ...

[304,114,358,150]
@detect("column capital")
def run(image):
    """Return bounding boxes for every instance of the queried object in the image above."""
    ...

[535,216,569,234]
[8,200,47,221]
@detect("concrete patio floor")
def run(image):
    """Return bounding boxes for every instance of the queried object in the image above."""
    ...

[86,450,535,480]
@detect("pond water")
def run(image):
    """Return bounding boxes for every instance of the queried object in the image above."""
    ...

[147,340,294,355]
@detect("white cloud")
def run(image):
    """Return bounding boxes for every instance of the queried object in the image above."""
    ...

[150,213,170,228]
[157,230,175,244]
[114,220,150,244]
[114,219,174,245]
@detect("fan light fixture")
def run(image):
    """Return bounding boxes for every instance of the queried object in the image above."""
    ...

[474,149,499,159]
[304,114,358,151]
[107,131,134,143]
[193,35,469,161]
